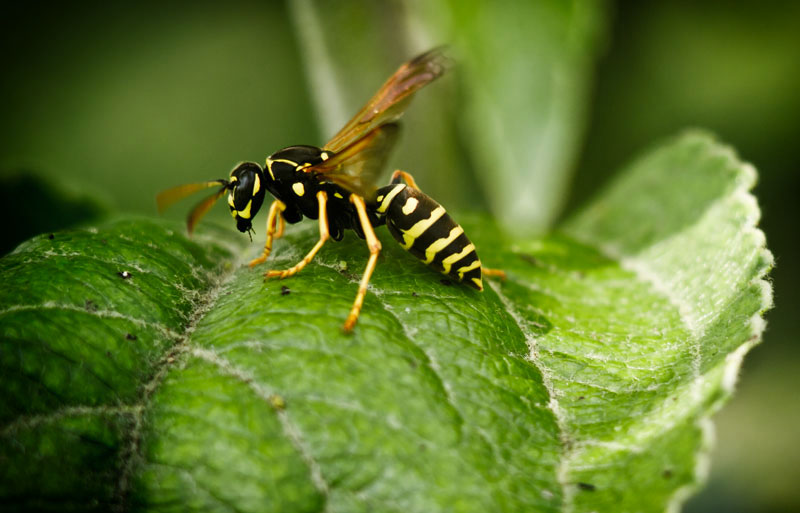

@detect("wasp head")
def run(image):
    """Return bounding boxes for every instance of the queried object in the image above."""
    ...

[228,162,266,233]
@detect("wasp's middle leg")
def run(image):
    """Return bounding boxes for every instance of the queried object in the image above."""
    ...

[342,193,382,332]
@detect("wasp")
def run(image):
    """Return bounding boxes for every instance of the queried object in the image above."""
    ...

[157,48,504,331]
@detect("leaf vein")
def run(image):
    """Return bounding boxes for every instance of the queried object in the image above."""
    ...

[1,404,141,438]
[487,280,572,511]
[113,255,244,511]
[0,302,180,339]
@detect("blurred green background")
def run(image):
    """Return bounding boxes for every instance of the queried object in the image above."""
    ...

[0,1,797,511]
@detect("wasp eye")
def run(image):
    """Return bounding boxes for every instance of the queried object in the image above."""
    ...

[229,163,260,206]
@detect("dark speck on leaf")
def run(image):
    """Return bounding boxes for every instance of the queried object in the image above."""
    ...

[520,254,540,266]
[117,271,132,279]
[440,279,452,286]
[578,396,585,400]
[577,482,596,492]
[412,292,418,297]
[85,300,97,312]
[662,469,673,479]
[281,285,291,296]
[126,333,137,341]
[48,233,55,240]
[106,351,112,358]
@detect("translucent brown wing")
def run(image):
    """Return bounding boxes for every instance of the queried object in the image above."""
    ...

[156,180,227,213]
[306,123,400,199]
[323,47,448,154]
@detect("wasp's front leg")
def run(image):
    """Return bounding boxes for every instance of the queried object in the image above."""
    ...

[249,199,287,268]
[265,191,329,279]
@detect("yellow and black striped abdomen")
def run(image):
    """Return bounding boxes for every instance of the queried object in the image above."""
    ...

[375,184,483,290]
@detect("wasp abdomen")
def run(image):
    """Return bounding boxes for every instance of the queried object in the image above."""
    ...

[375,184,483,290]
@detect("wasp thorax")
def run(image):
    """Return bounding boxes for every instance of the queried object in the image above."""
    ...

[266,145,328,182]
[228,162,266,232]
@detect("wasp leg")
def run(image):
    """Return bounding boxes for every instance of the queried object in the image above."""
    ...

[265,191,329,279]
[343,194,382,332]
[249,200,287,268]
[482,267,507,280]
[390,169,420,190]
[275,212,286,238]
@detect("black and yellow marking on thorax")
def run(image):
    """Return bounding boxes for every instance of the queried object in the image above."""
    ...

[265,147,337,203]
[377,184,483,290]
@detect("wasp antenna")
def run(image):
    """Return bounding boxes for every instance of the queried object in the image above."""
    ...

[186,186,227,235]
[156,179,228,213]
[409,46,450,71]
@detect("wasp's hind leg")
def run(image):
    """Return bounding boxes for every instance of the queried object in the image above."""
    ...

[482,267,507,281]
[343,194,382,332]
[390,170,420,190]
[249,200,287,268]
[265,191,329,279]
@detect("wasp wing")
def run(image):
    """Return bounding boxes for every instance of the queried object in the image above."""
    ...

[156,180,227,213]
[307,123,400,199]
[323,47,447,154]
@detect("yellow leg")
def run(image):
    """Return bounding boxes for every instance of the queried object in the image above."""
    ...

[391,169,420,190]
[275,213,286,238]
[249,200,286,267]
[343,194,382,332]
[265,191,329,279]
[482,267,507,280]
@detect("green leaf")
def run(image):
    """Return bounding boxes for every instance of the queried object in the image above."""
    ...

[0,133,771,512]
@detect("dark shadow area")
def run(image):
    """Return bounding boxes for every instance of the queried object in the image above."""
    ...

[0,172,106,255]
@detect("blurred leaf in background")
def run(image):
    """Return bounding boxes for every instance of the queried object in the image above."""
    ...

[0,172,106,255]
[410,0,607,235]
[289,0,607,234]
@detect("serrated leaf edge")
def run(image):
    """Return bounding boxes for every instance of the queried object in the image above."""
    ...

[665,180,774,512]
[568,133,773,513]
